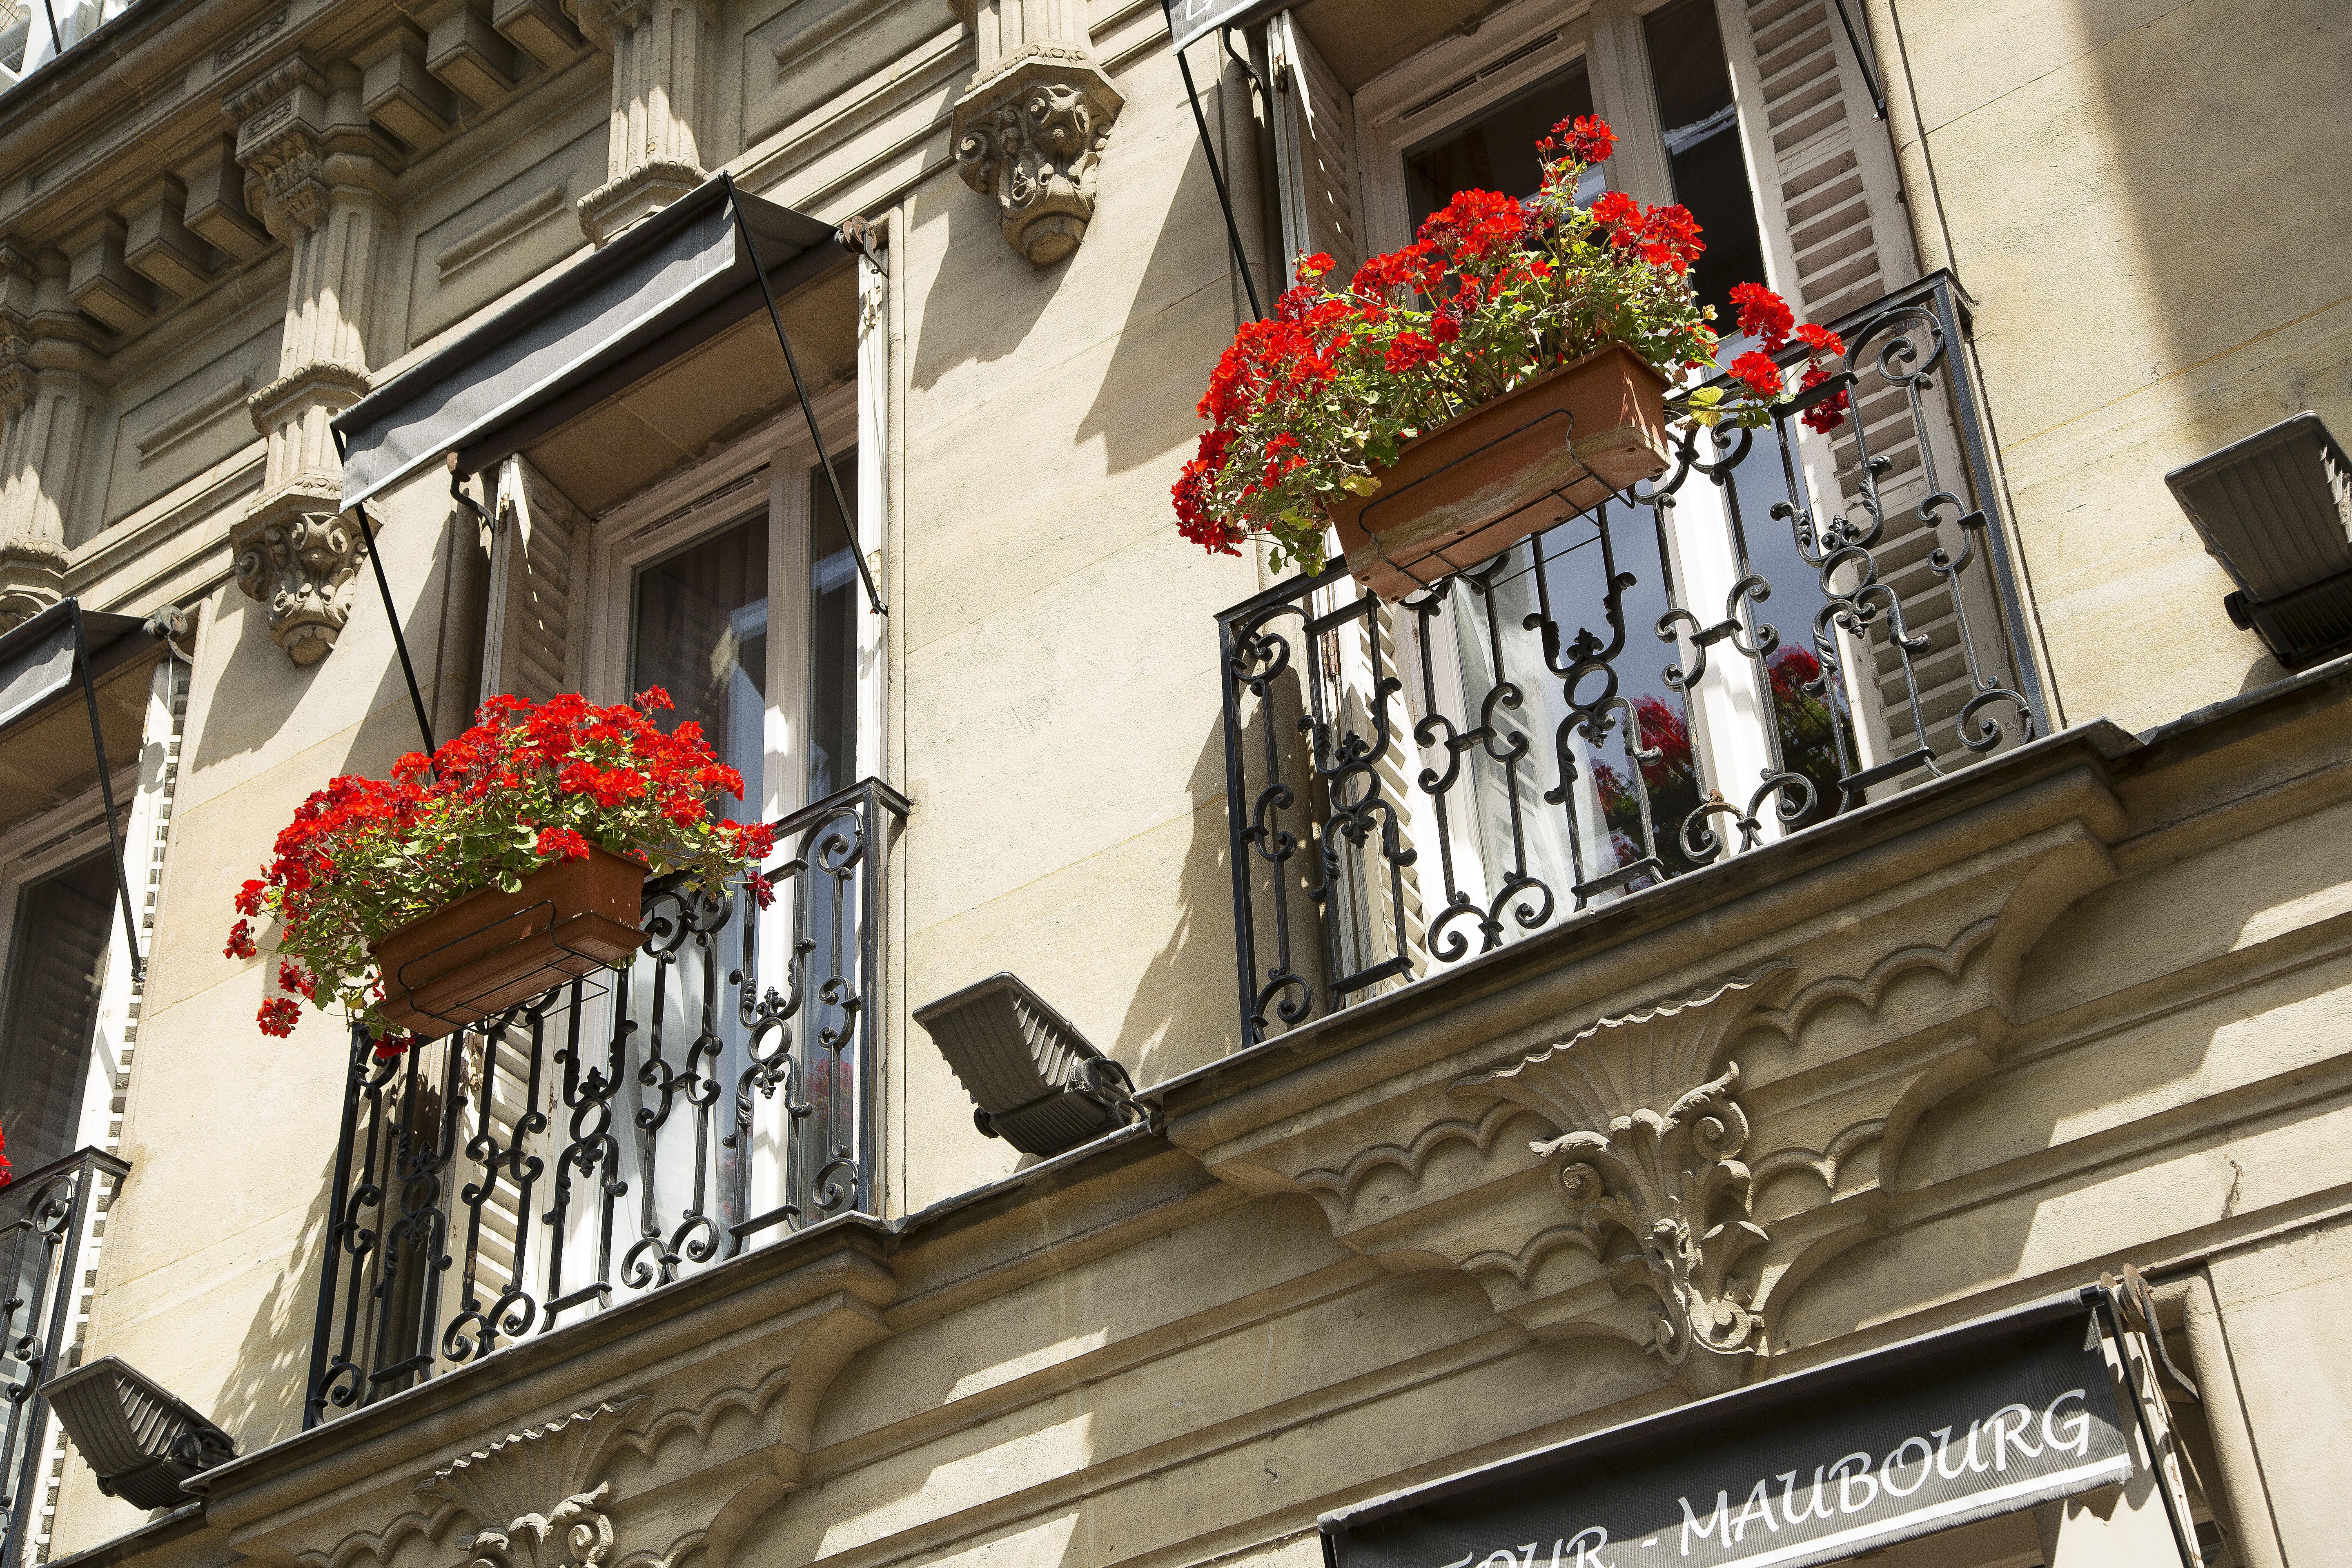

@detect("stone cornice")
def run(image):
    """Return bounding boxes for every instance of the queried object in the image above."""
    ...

[1143,723,2149,1141]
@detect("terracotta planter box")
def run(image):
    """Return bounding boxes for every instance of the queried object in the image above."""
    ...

[370,846,648,1039]
[1331,343,1673,602]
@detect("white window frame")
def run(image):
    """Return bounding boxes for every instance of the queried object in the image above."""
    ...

[585,381,873,827]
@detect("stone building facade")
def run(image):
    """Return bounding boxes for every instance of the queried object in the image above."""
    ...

[0,0,2345,1566]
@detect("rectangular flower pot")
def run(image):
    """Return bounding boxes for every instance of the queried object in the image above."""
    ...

[1331,343,1673,602]
[370,846,648,1039]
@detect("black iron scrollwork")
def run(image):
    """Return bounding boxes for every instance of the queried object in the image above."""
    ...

[1217,274,2045,1045]
[303,779,906,1429]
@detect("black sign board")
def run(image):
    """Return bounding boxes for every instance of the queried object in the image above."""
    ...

[1163,0,1283,54]
[1322,1294,2135,1568]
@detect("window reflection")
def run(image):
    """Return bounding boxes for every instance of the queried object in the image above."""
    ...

[629,510,768,824]
[1405,58,1599,233]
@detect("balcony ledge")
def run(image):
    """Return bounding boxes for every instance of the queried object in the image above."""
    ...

[1147,649,2352,1143]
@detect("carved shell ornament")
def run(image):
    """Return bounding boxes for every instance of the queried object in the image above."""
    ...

[1454,965,1791,1392]
[416,1399,645,1568]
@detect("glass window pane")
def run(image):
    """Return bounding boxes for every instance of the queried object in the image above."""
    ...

[629,511,769,824]
[0,851,114,1173]
[1451,499,1704,929]
[1405,59,1596,233]
[806,454,859,803]
[1642,0,1766,330]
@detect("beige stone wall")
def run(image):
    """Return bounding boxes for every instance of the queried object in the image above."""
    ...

[1885,0,2352,731]
[7,0,2350,1565]
[886,38,1267,1211]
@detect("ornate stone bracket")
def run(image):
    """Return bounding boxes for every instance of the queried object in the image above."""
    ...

[1532,1066,1764,1394]
[951,43,1122,267]
[1452,965,1791,1392]
[417,1400,646,1568]
[232,483,362,666]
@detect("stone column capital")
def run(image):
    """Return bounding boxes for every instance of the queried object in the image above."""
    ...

[246,360,373,438]
[951,42,1123,267]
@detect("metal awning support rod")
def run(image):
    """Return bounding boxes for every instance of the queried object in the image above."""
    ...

[722,172,887,617]
[1175,41,1265,322]
[67,602,146,983]
[1827,0,1886,119]
[334,427,439,756]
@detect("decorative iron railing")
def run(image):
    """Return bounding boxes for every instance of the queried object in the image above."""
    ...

[303,777,906,1427]
[1,1149,126,1568]
[1217,273,2047,1043]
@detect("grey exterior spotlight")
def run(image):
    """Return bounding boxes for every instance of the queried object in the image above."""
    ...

[41,1356,237,1510]
[914,972,1143,1157]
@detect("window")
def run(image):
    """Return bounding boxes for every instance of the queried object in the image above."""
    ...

[0,830,124,1175]
[595,401,871,821]
[560,392,877,1288]
[1270,0,1880,955]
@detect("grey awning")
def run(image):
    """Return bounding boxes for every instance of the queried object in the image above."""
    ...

[332,176,848,510]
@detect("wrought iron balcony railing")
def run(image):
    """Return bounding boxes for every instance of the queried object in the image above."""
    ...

[303,777,906,1428]
[1,1148,127,1567]
[1217,273,2047,1044]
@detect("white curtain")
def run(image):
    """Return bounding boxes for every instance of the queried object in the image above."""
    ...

[1451,542,1620,933]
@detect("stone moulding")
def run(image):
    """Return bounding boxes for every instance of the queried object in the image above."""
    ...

[1180,795,2124,1389]
[951,42,1122,267]
[417,1399,648,1568]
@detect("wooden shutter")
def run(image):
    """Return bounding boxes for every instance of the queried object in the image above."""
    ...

[482,456,588,704]
[1268,10,1363,288]
[1723,0,2023,772]
[1722,0,1912,322]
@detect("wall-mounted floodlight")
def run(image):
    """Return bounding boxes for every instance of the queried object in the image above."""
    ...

[914,973,1142,1157]
[2167,412,2352,670]
[41,1356,236,1509]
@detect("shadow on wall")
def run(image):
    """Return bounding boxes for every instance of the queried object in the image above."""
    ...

[1070,75,1259,480]
[204,1141,339,1448]
[910,52,1257,480]
[1114,713,1245,1085]
[187,503,467,780]
[909,171,1061,396]
[2007,0,2352,698]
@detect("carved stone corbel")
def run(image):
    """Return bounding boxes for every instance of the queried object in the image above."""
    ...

[228,58,333,242]
[951,42,1122,266]
[231,483,362,666]
[418,1399,646,1568]
[1451,965,1792,1391]
[1528,1066,1764,1394]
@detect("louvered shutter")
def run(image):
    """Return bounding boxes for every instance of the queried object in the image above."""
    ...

[467,457,585,1316]
[1265,18,1426,996]
[1267,10,1362,288]
[1723,0,2020,773]
[482,456,587,704]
